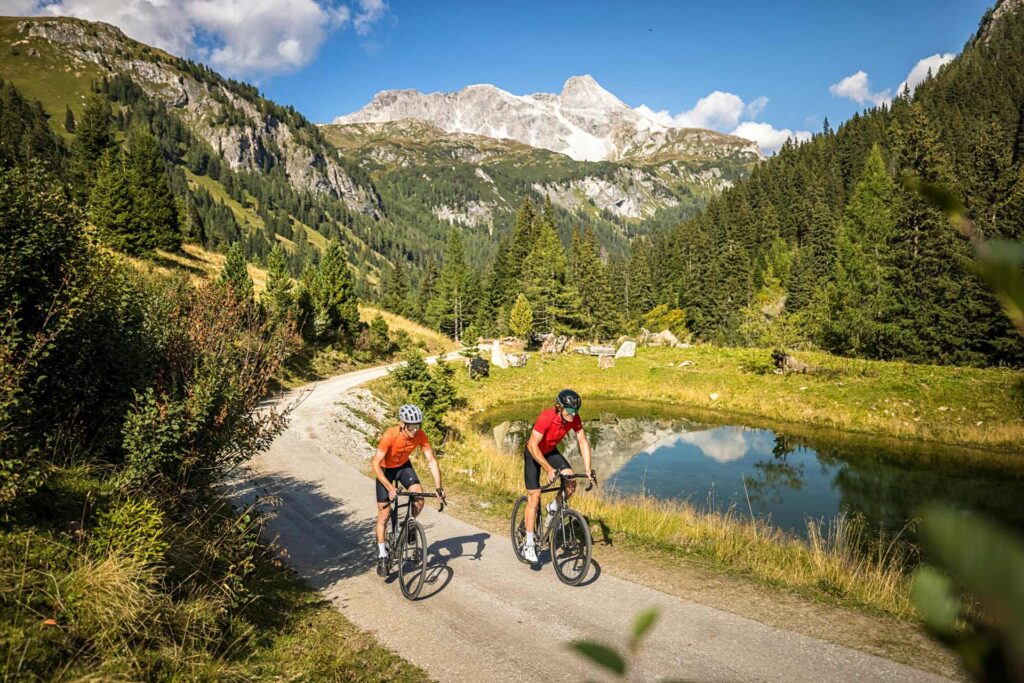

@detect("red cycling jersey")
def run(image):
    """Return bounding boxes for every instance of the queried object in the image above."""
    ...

[531,407,582,453]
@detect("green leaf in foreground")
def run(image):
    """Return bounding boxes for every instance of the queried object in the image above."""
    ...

[918,507,1024,658]
[972,240,1024,334]
[568,641,627,676]
[630,608,660,652]
[910,566,961,635]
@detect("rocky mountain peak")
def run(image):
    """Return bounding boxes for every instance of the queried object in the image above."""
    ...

[335,75,758,163]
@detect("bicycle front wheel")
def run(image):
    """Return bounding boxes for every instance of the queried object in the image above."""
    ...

[510,495,534,564]
[550,509,592,586]
[398,520,427,599]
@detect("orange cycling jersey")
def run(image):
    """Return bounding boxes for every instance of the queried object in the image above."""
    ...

[376,425,430,468]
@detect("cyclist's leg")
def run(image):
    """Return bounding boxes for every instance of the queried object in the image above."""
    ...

[523,447,542,535]
[548,451,576,499]
[399,464,424,516]
[375,472,394,545]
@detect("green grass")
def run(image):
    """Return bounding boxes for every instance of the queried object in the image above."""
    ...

[0,466,428,681]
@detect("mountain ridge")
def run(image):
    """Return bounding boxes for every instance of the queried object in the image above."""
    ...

[334,75,762,164]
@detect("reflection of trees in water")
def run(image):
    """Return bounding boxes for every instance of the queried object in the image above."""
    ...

[746,433,805,506]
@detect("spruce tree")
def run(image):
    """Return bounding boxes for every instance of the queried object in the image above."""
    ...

[89,148,146,254]
[571,227,621,339]
[312,240,360,344]
[126,129,180,251]
[381,260,412,317]
[426,228,477,340]
[508,293,533,340]
[64,106,75,133]
[219,242,254,304]
[522,219,581,334]
[262,243,294,323]
[70,94,113,193]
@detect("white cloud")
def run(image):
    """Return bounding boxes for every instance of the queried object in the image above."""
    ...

[829,70,891,107]
[10,0,388,76]
[733,122,811,155]
[353,0,386,35]
[645,429,751,464]
[635,92,809,156]
[897,52,955,94]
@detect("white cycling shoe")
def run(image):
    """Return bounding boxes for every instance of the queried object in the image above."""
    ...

[522,543,538,563]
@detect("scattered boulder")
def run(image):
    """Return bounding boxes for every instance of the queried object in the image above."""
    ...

[469,356,490,379]
[28,48,41,57]
[598,355,615,370]
[491,342,510,369]
[679,360,694,368]
[709,392,720,401]
[554,335,570,354]
[771,348,810,374]
[539,334,557,353]
[649,330,681,347]
[614,341,636,358]
[575,345,591,355]
[589,344,616,356]
[508,352,529,368]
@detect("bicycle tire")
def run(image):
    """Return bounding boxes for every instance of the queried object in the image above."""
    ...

[398,519,427,599]
[510,495,535,564]
[550,509,592,586]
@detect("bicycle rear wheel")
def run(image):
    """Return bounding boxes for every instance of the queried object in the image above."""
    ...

[510,495,536,564]
[550,509,592,586]
[398,520,427,599]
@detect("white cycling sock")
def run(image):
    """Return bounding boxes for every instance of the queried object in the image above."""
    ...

[525,532,535,546]
[378,543,387,558]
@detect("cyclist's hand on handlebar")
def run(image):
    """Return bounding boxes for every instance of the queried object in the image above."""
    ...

[436,487,446,504]
[545,469,558,485]
[387,486,398,501]
[589,469,598,485]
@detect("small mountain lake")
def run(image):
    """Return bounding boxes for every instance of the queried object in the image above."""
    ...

[480,400,1024,541]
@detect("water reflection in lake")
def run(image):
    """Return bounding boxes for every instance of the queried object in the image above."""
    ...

[488,412,1024,540]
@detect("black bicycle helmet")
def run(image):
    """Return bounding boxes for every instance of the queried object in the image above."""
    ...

[556,389,581,411]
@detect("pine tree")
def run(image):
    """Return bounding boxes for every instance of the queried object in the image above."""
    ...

[70,94,113,193]
[508,293,533,340]
[89,148,147,254]
[126,129,180,251]
[219,242,254,304]
[311,240,360,344]
[64,106,75,133]
[571,227,621,339]
[522,219,581,334]
[426,228,477,340]
[381,260,412,317]
[262,243,294,323]
[626,242,656,322]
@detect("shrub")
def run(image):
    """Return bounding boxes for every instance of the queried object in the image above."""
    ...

[91,497,168,567]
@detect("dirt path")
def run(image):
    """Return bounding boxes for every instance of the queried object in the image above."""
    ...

[229,364,952,682]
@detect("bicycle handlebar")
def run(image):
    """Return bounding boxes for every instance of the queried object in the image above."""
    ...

[393,490,446,512]
[551,471,597,492]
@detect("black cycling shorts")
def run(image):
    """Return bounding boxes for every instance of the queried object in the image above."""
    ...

[523,447,571,491]
[375,462,421,503]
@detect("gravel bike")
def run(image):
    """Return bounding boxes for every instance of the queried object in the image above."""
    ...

[510,472,594,585]
[382,485,445,599]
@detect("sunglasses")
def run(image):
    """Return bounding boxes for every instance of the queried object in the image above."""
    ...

[561,407,577,416]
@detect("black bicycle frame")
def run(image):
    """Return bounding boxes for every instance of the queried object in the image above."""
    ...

[388,486,443,543]
[535,473,593,543]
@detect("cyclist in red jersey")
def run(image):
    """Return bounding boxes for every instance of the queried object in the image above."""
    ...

[521,389,595,563]
[371,404,445,577]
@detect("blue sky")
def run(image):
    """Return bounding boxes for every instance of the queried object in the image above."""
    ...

[7,0,995,151]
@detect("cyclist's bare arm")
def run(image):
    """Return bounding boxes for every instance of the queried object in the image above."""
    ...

[576,429,595,482]
[527,429,558,482]
[371,448,396,498]
[422,445,443,490]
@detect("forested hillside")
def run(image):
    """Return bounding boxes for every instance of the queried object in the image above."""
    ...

[641,2,1024,365]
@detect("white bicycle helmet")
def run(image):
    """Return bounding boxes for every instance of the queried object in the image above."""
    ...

[398,404,424,424]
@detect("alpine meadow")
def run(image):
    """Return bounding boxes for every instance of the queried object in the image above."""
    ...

[1,1,1024,681]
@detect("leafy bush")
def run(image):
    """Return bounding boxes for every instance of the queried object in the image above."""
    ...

[389,351,461,436]
[91,497,168,567]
